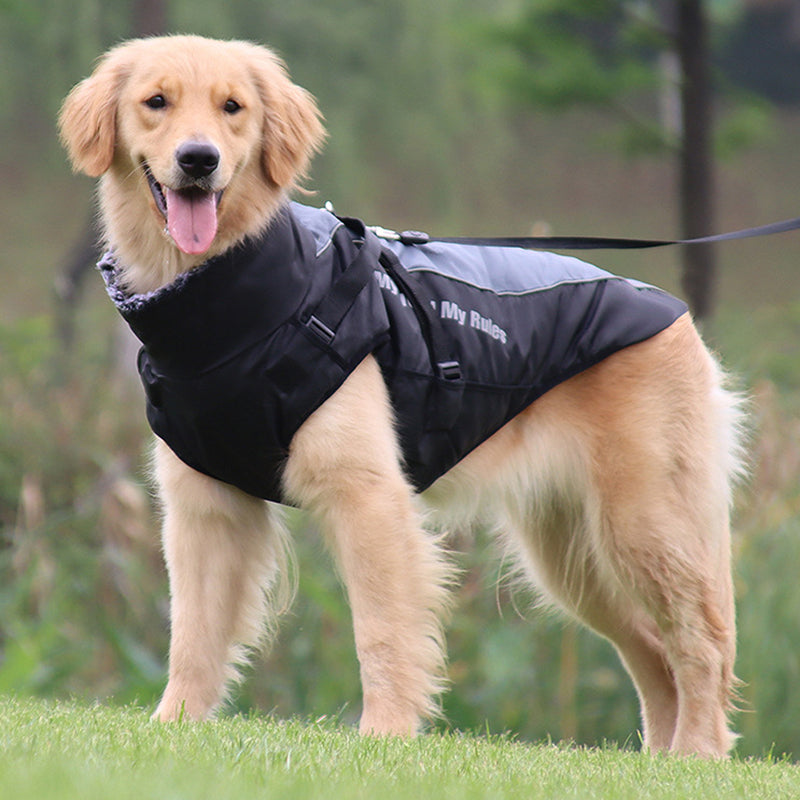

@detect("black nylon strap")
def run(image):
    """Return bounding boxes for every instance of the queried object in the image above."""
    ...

[302,218,381,345]
[385,216,800,251]
[377,245,462,382]
[301,218,463,385]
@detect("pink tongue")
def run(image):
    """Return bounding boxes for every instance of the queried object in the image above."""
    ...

[165,188,218,255]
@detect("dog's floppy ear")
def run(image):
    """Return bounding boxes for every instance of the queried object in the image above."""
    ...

[58,46,132,177]
[248,45,326,188]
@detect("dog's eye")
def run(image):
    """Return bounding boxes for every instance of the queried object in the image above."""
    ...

[144,94,167,110]
[223,98,242,114]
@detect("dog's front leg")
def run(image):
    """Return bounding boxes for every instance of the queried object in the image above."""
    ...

[283,357,453,736]
[152,439,289,721]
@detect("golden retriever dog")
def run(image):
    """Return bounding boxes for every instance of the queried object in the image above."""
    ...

[59,35,744,757]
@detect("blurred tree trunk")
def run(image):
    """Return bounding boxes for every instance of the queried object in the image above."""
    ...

[677,0,716,322]
[492,0,725,321]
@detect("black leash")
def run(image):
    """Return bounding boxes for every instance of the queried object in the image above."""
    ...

[370,216,800,251]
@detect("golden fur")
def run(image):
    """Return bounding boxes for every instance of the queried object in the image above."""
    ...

[59,35,744,757]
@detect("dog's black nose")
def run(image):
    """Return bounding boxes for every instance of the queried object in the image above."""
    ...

[175,141,220,179]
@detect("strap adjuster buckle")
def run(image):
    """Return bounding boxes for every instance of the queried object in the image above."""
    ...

[437,361,462,381]
[370,226,431,246]
[399,230,430,245]
[305,315,335,345]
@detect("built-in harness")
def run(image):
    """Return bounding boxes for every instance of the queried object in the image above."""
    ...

[100,203,687,503]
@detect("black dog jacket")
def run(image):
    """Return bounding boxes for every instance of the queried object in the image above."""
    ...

[100,203,688,503]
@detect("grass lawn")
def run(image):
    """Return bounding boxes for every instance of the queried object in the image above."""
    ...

[1,696,799,800]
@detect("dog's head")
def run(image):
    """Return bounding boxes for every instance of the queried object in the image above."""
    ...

[59,36,325,280]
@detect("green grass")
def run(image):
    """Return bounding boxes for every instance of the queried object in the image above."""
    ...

[1,697,799,800]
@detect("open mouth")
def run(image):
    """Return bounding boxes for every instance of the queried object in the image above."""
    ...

[143,162,224,256]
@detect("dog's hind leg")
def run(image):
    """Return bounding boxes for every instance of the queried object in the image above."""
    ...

[496,494,681,753]
[498,432,735,756]
[563,319,741,757]
[587,494,737,757]
[283,357,454,736]
[542,549,681,752]
[601,619,678,752]
[482,316,740,757]
[152,439,291,721]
